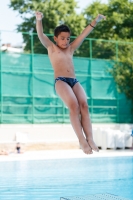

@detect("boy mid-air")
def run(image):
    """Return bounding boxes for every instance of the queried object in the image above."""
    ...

[36,11,106,154]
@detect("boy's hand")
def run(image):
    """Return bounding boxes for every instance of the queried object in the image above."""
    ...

[95,14,106,23]
[35,11,44,21]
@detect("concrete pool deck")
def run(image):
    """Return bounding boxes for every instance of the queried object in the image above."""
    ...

[0,149,133,162]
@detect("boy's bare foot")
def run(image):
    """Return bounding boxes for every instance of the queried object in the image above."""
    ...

[87,138,99,152]
[79,138,93,154]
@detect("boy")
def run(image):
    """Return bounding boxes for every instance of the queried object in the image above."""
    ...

[36,11,106,154]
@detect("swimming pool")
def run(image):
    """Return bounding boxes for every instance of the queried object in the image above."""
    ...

[0,156,133,200]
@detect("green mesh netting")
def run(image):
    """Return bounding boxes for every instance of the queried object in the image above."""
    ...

[0,52,133,123]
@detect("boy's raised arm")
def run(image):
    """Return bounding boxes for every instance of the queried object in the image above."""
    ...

[36,11,53,49]
[70,14,106,51]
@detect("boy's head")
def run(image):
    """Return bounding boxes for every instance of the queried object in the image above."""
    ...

[54,24,71,49]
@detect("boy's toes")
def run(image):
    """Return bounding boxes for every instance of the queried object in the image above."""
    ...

[79,140,93,155]
[94,147,99,152]
[84,149,93,155]
[87,139,99,152]
[84,144,93,155]
[87,144,93,154]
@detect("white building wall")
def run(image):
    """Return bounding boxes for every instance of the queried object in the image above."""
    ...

[0,124,132,150]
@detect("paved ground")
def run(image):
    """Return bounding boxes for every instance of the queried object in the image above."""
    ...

[0,149,133,162]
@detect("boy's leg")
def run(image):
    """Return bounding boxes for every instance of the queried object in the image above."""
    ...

[55,80,92,154]
[73,82,99,152]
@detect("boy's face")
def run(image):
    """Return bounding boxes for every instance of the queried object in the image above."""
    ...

[54,32,70,49]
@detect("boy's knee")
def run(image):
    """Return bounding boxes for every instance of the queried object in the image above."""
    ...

[80,102,88,111]
[69,102,80,113]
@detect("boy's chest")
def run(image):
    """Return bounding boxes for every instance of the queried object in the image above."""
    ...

[49,48,72,60]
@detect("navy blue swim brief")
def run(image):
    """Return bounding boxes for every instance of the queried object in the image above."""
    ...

[55,77,79,88]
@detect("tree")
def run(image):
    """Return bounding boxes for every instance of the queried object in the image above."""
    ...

[83,0,133,105]
[83,0,133,58]
[9,0,86,54]
[84,0,133,40]
[110,43,133,104]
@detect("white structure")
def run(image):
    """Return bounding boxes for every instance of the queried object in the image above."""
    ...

[0,124,132,150]
[1,43,24,53]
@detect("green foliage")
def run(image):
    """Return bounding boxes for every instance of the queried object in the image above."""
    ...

[82,0,133,58]
[83,0,133,104]
[84,0,133,41]
[110,43,133,103]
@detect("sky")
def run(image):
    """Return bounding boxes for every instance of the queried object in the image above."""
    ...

[0,0,108,45]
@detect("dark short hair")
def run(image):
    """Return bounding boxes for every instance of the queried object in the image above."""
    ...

[54,24,71,37]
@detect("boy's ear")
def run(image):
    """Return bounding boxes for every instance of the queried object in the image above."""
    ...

[54,36,57,42]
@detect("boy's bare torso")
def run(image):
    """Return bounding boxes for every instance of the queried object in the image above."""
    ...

[48,44,75,78]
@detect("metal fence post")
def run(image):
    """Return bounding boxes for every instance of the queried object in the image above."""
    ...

[0,31,2,123]
[31,32,34,123]
[116,42,119,123]
[62,102,65,123]
[89,39,93,120]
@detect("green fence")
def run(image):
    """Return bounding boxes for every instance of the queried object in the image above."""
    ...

[0,30,133,124]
